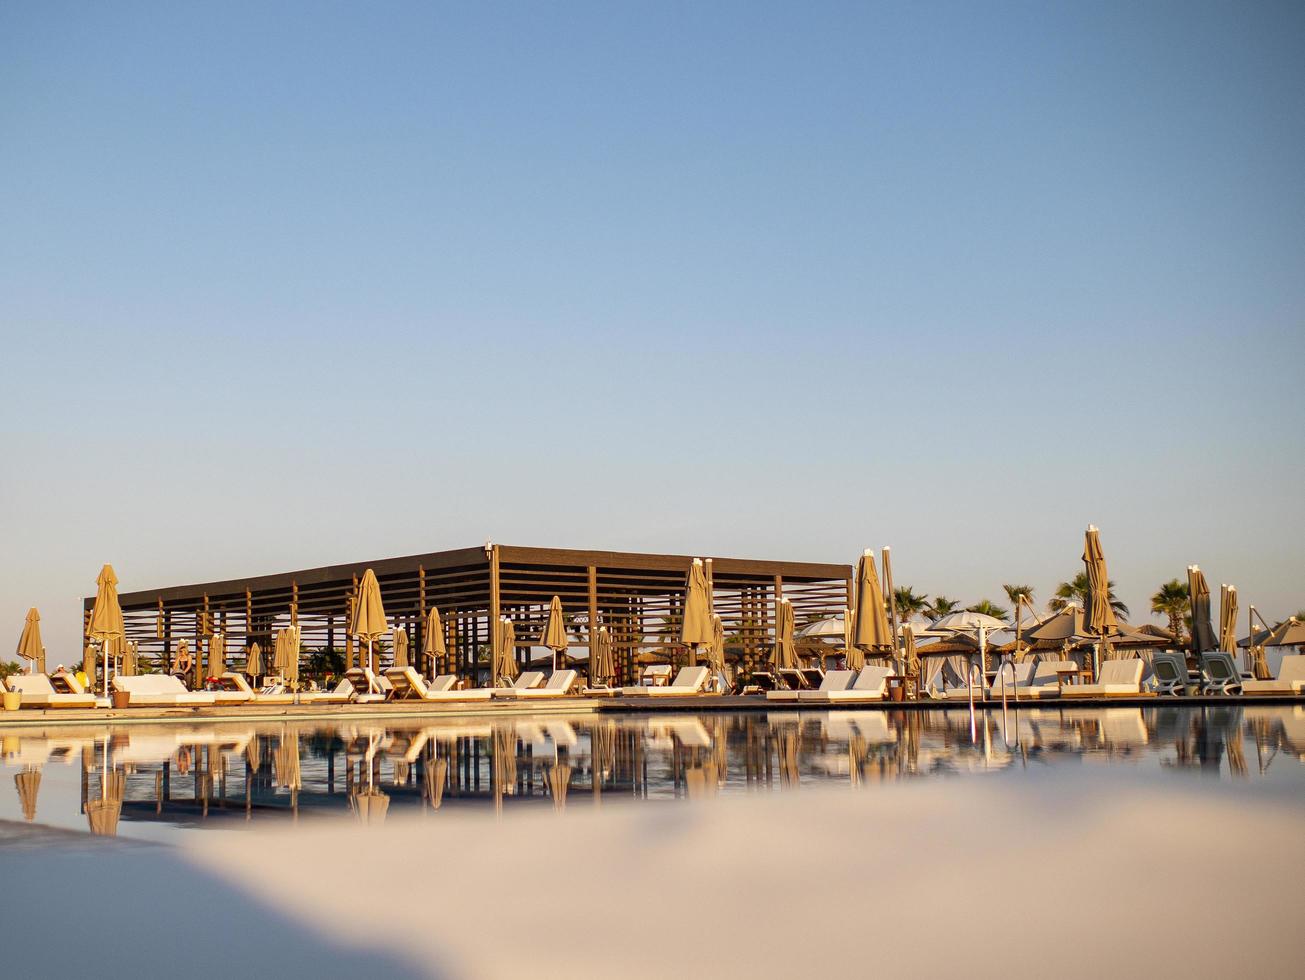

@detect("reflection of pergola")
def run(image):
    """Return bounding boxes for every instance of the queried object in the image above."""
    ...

[93,545,850,685]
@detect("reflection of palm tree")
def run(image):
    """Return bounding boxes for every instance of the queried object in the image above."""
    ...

[1052,572,1129,619]
[1150,579,1189,645]
[927,596,959,618]
[894,586,930,622]
[965,599,1008,621]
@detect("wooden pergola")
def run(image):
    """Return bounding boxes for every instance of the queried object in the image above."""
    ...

[87,545,852,684]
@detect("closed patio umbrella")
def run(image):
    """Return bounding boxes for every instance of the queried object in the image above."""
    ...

[771,597,798,671]
[1083,527,1119,674]
[207,632,225,681]
[15,768,41,822]
[493,618,519,686]
[120,639,137,677]
[708,613,726,675]
[853,550,892,656]
[284,625,301,686]
[16,608,44,674]
[422,607,446,678]
[349,568,388,680]
[902,624,919,681]
[1219,585,1238,655]
[680,559,713,663]
[246,641,263,679]
[590,625,615,687]
[1188,566,1216,655]
[843,607,864,671]
[393,626,409,670]
[540,595,568,672]
[88,564,125,696]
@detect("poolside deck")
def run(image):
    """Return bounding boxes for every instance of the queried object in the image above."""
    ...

[1,692,1300,727]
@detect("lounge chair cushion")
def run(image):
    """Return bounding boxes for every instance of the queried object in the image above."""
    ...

[1241,655,1305,695]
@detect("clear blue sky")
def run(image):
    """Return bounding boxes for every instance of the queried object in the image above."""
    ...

[2,1,1302,659]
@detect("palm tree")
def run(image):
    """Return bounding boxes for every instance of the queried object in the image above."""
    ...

[893,586,930,622]
[966,599,1009,621]
[1051,571,1129,620]
[1150,580,1189,645]
[927,596,960,619]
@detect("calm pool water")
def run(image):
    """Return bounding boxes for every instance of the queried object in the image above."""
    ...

[2,703,1301,844]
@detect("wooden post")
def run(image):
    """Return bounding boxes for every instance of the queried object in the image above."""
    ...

[774,575,784,668]
[291,580,299,627]
[587,564,598,679]
[882,546,899,670]
[489,545,501,676]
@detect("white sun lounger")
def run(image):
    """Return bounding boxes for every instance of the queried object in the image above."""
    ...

[1241,655,1305,696]
[1018,660,1077,699]
[768,670,853,702]
[494,669,581,699]
[112,674,217,706]
[940,661,1037,700]
[619,666,711,696]
[5,674,99,709]
[295,676,355,703]
[801,665,893,703]
[1060,658,1146,698]
[384,667,458,700]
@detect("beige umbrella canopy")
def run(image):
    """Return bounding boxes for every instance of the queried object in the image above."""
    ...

[853,550,892,653]
[546,761,572,811]
[1188,566,1217,654]
[349,568,388,674]
[901,624,919,679]
[589,625,616,687]
[15,768,41,822]
[422,607,446,676]
[120,639,138,677]
[16,608,44,674]
[493,618,519,686]
[1082,527,1119,637]
[707,613,726,675]
[393,627,409,670]
[843,607,864,671]
[771,598,798,671]
[274,731,302,791]
[680,559,714,652]
[1219,585,1239,654]
[88,564,125,694]
[424,756,448,810]
[86,770,126,837]
[540,595,568,671]
[246,641,263,678]
[207,632,226,680]
[349,787,390,825]
[1258,617,1305,648]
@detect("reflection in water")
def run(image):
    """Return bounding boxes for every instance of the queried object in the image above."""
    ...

[1,705,1301,838]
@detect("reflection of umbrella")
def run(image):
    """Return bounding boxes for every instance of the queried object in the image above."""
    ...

[274,732,301,790]
[770,598,797,671]
[680,559,713,658]
[422,607,446,677]
[349,788,390,825]
[246,641,263,678]
[349,568,388,677]
[1188,566,1216,654]
[424,757,447,810]
[853,550,892,652]
[540,596,568,672]
[493,618,518,686]
[86,771,125,837]
[208,632,225,680]
[590,719,615,793]
[15,767,41,822]
[1219,585,1238,655]
[776,727,800,789]
[546,761,571,811]
[393,627,409,670]
[492,727,517,813]
[16,608,44,674]
[589,626,615,687]
[88,565,125,696]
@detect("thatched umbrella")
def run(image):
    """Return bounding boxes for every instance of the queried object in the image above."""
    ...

[771,597,798,671]
[16,608,44,675]
[493,618,519,686]
[1083,526,1119,675]
[349,568,388,681]
[589,624,615,688]
[1219,585,1239,655]
[853,550,892,659]
[207,632,225,681]
[14,767,41,822]
[87,564,125,696]
[1188,565,1217,655]
[680,559,713,664]
[422,607,446,678]
[393,626,409,670]
[540,595,568,673]
[246,641,263,680]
